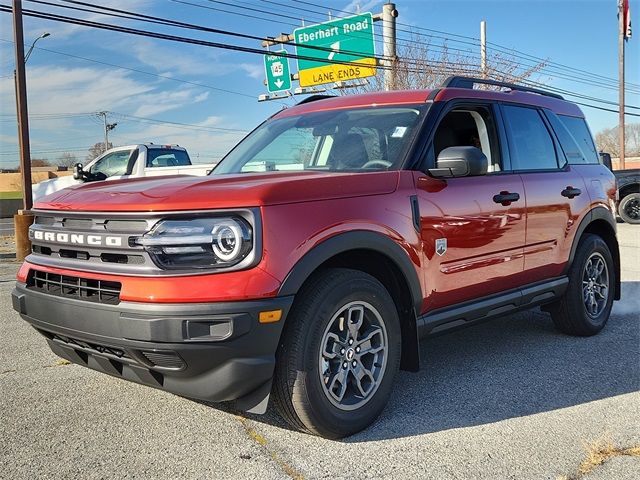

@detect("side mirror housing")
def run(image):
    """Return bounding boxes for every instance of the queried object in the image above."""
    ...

[599,152,613,171]
[429,146,488,178]
[73,163,84,180]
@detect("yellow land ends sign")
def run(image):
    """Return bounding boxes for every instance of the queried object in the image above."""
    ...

[298,57,376,87]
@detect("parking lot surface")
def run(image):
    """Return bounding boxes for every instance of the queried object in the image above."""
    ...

[1,225,638,479]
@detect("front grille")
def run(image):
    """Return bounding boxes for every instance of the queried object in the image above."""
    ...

[28,211,159,275]
[27,270,121,305]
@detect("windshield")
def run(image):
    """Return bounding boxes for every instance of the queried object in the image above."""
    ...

[89,149,134,177]
[212,105,426,174]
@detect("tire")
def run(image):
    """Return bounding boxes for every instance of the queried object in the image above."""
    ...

[549,234,615,336]
[273,268,401,439]
[618,192,640,224]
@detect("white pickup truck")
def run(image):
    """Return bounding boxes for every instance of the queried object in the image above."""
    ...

[32,144,212,201]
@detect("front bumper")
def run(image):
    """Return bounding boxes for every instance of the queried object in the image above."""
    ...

[12,282,293,406]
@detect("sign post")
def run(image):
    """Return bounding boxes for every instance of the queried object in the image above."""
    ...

[264,50,291,93]
[294,13,376,88]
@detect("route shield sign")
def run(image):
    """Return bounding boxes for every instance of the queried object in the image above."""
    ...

[264,50,291,92]
[294,13,376,87]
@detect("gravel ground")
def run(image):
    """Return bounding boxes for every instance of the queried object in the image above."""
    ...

[0,224,638,479]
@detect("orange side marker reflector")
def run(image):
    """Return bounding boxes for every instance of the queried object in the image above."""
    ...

[259,309,282,323]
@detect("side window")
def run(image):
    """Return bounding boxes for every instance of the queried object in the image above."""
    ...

[89,150,133,177]
[502,105,559,170]
[432,106,501,172]
[545,111,585,164]
[558,115,599,164]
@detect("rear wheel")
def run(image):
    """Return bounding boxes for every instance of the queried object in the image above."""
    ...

[273,268,401,439]
[618,192,640,224]
[549,234,615,336]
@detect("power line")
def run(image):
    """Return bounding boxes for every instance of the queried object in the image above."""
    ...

[3,2,638,115]
[284,0,640,92]
[0,37,273,102]
[0,3,480,76]
[110,112,249,133]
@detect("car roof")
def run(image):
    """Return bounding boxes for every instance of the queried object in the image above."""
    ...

[274,86,583,119]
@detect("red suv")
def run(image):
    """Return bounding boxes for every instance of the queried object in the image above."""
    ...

[12,77,620,439]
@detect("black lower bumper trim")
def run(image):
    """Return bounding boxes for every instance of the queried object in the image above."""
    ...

[12,283,293,403]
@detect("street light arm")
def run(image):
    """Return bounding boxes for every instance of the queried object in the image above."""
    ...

[24,32,49,63]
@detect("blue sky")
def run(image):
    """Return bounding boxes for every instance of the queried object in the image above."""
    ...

[0,0,638,168]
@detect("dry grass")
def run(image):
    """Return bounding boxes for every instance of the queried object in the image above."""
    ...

[558,437,640,479]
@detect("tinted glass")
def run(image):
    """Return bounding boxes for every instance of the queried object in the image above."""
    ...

[503,105,558,170]
[545,112,583,164]
[147,149,192,167]
[212,106,425,174]
[89,149,133,177]
[559,115,599,164]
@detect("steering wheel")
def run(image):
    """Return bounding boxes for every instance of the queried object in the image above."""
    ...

[361,159,393,169]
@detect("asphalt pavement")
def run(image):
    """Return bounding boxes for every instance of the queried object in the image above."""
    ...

[1,225,638,479]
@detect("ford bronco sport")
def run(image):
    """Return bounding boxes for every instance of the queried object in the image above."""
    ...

[12,77,621,439]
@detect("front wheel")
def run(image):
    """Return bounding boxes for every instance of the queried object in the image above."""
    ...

[549,234,615,336]
[618,192,640,224]
[273,268,401,439]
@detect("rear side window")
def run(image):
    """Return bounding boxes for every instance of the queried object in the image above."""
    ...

[558,115,599,164]
[146,149,191,168]
[502,105,558,170]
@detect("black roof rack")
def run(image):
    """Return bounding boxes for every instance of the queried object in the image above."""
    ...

[442,76,564,100]
[296,94,336,105]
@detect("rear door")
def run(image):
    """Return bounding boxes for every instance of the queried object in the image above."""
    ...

[500,104,591,282]
[414,102,527,312]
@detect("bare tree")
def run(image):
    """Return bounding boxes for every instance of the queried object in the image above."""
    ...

[86,142,113,162]
[30,158,51,167]
[342,33,547,93]
[56,152,78,167]
[595,123,640,157]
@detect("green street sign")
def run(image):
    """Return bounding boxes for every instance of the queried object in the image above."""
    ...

[294,13,376,87]
[264,50,291,92]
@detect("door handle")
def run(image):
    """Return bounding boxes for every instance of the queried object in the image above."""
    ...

[561,186,582,199]
[493,191,520,206]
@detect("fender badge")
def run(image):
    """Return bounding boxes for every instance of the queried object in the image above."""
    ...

[435,238,447,256]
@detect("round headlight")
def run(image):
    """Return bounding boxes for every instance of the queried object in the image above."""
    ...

[211,221,242,261]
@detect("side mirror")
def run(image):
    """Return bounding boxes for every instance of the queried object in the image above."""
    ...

[73,163,84,180]
[429,146,488,178]
[599,152,613,171]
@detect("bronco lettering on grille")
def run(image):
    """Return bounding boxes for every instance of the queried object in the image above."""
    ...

[33,230,123,247]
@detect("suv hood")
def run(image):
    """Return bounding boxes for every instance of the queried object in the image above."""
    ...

[34,171,399,212]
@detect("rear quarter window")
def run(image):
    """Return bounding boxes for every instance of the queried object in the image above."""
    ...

[558,115,599,164]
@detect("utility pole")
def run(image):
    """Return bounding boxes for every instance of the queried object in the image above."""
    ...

[98,111,116,153]
[618,0,626,170]
[12,0,33,261]
[480,20,487,79]
[382,3,398,91]
[13,0,31,210]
